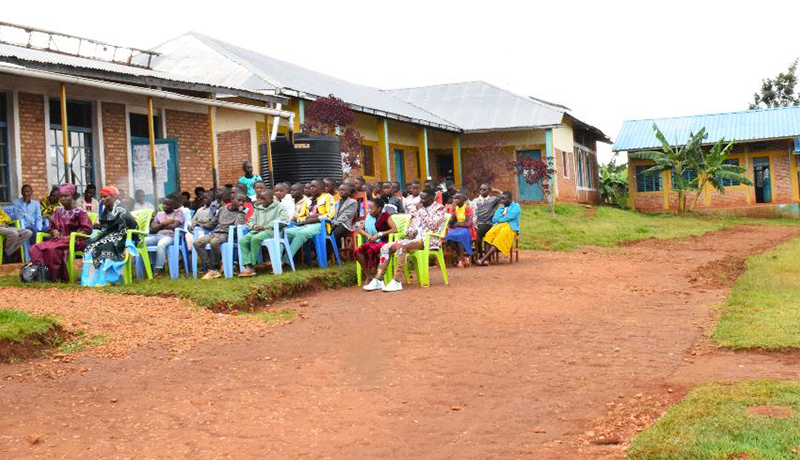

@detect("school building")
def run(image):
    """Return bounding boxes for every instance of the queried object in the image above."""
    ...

[0,23,610,205]
[614,107,800,215]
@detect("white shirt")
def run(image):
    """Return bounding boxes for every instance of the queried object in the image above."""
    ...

[134,201,155,211]
[76,196,99,213]
[281,195,295,221]
[404,194,421,213]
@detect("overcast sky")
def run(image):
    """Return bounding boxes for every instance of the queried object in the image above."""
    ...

[5,1,798,163]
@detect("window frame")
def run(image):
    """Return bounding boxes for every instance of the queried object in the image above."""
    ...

[47,98,96,194]
[360,144,376,179]
[0,92,9,203]
[562,150,570,179]
[635,164,663,193]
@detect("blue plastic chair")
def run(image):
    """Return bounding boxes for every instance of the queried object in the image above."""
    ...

[251,220,295,275]
[138,208,192,279]
[191,226,238,278]
[314,218,341,269]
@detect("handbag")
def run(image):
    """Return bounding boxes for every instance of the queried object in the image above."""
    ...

[19,262,51,283]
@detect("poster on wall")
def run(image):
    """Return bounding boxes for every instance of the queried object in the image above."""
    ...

[132,143,170,198]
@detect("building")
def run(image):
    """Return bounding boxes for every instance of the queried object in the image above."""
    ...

[614,107,800,214]
[150,33,610,203]
[0,23,610,205]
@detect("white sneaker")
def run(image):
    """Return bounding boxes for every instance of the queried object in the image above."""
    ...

[363,278,385,291]
[382,279,403,292]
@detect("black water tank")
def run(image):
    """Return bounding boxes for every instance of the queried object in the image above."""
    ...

[262,134,343,185]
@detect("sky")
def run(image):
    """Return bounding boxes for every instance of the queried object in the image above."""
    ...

[4,0,798,164]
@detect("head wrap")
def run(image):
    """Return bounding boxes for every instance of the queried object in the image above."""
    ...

[100,186,120,198]
[58,183,76,196]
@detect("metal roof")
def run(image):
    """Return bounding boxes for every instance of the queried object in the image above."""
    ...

[0,42,282,102]
[613,106,800,151]
[386,81,566,131]
[149,33,460,132]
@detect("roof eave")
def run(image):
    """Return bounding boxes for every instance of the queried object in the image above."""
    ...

[614,135,798,152]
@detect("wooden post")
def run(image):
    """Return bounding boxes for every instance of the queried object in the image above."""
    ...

[59,83,71,184]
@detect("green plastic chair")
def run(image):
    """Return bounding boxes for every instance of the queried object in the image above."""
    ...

[402,213,450,288]
[34,212,99,283]
[0,219,25,264]
[355,213,412,286]
[123,209,153,284]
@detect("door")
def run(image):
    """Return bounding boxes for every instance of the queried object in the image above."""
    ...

[753,156,771,203]
[393,149,406,188]
[517,150,544,202]
[131,137,179,202]
[436,154,454,182]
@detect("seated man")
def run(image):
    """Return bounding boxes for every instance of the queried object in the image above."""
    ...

[284,180,335,264]
[330,183,358,244]
[144,194,185,277]
[290,182,310,224]
[193,194,246,279]
[365,189,445,293]
[12,184,42,244]
[0,206,33,262]
[238,189,290,277]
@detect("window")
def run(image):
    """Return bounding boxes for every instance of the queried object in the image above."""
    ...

[0,93,9,202]
[361,145,375,177]
[635,165,662,192]
[129,113,162,139]
[719,159,741,187]
[576,151,585,187]
[48,99,95,194]
[562,150,570,178]
[671,168,698,189]
[584,153,593,188]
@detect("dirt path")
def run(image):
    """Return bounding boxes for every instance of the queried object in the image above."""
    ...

[1,225,800,460]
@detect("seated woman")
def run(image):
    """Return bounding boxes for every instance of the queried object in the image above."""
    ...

[29,183,93,282]
[476,191,521,266]
[353,197,396,287]
[81,186,138,286]
[444,191,477,268]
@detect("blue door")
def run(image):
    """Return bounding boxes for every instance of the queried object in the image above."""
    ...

[131,137,179,202]
[394,149,406,188]
[517,149,543,202]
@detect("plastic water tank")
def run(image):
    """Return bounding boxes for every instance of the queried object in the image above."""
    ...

[262,134,343,185]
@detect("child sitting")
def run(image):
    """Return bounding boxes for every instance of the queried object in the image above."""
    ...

[353,197,397,286]
[238,189,290,277]
[193,194,246,279]
[444,191,476,268]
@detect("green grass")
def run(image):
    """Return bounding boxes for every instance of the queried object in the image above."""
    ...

[713,236,800,350]
[252,308,298,325]
[627,380,800,460]
[0,309,60,342]
[519,205,798,251]
[58,331,109,353]
[0,264,357,310]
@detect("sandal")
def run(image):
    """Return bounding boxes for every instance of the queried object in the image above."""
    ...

[476,260,490,267]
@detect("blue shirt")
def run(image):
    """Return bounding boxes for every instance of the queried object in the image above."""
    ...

[12,197,42,230]
[238,175,262,197]
[491,202,521,233]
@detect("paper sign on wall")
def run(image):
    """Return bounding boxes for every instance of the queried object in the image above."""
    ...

[132,144,170,198]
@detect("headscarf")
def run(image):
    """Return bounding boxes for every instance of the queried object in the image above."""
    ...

[100,186,120,198]
[58,183,76,196]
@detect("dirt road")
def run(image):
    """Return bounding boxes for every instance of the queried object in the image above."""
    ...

[2,225,799,459]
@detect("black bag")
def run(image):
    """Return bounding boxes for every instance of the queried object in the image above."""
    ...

[19,262,51,283]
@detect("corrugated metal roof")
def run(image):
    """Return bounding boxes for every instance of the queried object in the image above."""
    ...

[0,42,266,97]
[149,33,460,131]
[386,81,566,131]
[613,106,800,151]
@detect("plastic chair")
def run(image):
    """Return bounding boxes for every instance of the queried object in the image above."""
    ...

[191,226,237,278]
[313,218,341,269]
[35,230,92,284]
[238,221,295,275]
[402,213,451,288]
[139,208,192,279]
[355,213,411,286]
[123,209,154,284]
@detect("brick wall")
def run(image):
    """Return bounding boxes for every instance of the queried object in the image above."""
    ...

[554,148,577,202]
[217,129,251,185]
[18,93,47,196]
[166,109,213,191]
[461,145,517,197]
[101,102,129,194]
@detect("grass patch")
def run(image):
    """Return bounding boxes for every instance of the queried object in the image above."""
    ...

[713,236,800,349]
[0,264,357,310]
[59,331,109,354]
[627,380,800,460]
[0,309,60,342]
[252,308,298,326]
[519,205,798,251]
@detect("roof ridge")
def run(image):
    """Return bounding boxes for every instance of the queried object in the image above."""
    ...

[382,91,461,127]
[622,105,800,123]
[385,80,486,92]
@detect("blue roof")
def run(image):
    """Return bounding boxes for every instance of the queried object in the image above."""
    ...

[613,106,800,151]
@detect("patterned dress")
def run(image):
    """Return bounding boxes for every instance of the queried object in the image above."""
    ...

[29,207,92,282]
[81,202,138,286]
[395,202,446,250]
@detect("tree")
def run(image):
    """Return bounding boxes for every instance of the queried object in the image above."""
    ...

[301,94,363,170]
[462,137,503,192]
[750,59,799,109]
[631,124,751,214]
[599,158,628,208]
[510,155,556,217]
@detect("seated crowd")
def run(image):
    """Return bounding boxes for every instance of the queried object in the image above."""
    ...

[1,161,521,291]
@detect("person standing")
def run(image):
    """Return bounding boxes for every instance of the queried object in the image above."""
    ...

[238,161,262,200]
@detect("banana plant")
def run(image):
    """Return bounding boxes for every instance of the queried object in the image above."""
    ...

[687,138,752,211]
